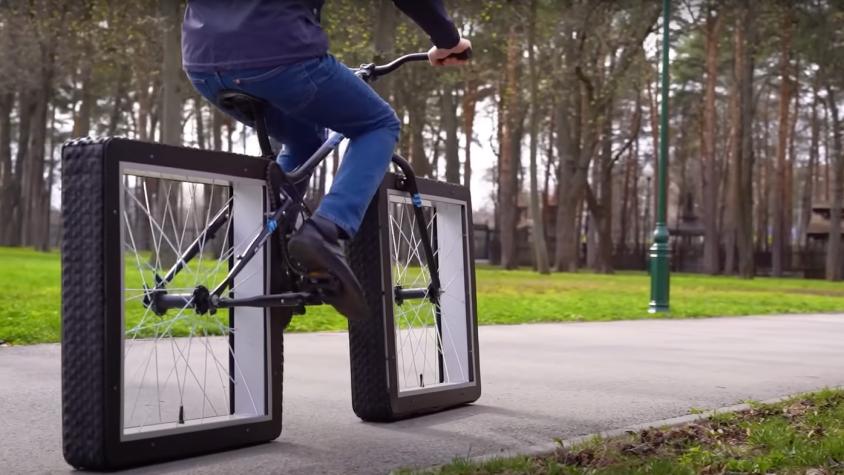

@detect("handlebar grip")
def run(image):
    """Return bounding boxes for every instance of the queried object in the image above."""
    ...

[446,48,472,61]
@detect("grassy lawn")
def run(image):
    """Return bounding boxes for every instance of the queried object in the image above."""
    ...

[2,246,844,344]
[412,388,844,474]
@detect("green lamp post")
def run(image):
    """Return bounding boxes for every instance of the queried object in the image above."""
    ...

[649,0,671,313]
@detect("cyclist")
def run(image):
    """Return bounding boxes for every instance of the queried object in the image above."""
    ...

[182,1,471,320]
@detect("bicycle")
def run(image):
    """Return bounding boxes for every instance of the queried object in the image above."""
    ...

[60,52,481,470]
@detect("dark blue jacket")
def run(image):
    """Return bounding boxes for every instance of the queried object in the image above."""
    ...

[182,0,460,72]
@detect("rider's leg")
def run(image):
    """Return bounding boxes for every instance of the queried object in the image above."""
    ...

[263,109,324,197]
[186,64,336,200]
[230,54,401,238]
[268,117,323,171]
[187,56,397,319]
[184,68,324,179]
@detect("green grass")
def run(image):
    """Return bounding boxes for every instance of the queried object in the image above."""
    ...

[407,388,844,474]
[2,246,844,345]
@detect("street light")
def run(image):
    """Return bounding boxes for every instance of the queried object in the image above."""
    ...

[649,0,671,313]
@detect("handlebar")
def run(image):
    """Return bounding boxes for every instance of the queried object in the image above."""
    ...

[357,49,472,81]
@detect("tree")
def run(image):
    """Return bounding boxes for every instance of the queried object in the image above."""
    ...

[798,75,821,247]
[159,0,183,147]
[826,87,842,280]
[553,1,660,272]
[700,1,722,275]
[498,22,522,269]
[726,0,756,278]
[527,0,549,274]
[771,4,794,277]
[795,0,843,280]
[440,84,461,184]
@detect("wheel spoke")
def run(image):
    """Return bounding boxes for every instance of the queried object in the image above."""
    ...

[388,195,471,392]
[120,172,267,436]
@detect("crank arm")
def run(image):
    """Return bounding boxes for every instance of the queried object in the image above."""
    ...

[213,292,318,309]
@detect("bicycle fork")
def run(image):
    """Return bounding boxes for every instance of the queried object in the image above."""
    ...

[390,154,442,306]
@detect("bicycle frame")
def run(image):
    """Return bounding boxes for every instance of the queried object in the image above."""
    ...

[149,53,442,316]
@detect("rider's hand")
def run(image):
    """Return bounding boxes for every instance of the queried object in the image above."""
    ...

[428,38,472,66]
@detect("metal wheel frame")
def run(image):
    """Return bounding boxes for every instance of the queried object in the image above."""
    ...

[348,173,481,420]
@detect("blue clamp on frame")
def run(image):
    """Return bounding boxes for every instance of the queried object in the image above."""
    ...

[411,193,423,208]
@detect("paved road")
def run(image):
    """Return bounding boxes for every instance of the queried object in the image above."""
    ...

[2,314,843,474]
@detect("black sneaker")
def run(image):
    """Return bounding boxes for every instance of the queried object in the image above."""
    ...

[287,216,369,320]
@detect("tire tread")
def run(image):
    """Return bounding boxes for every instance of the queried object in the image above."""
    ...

[348,198,395,421]
[61,139,109,468]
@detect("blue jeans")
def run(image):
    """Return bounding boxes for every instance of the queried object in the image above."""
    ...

[186,54,400,237]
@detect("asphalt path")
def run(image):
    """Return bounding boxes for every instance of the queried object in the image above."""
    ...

[1,314,843,474]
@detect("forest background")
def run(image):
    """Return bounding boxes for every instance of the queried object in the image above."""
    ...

[0,0,842,280]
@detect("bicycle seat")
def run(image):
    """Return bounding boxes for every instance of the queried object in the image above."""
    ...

[217,90,267,123]
[217,90,274,157]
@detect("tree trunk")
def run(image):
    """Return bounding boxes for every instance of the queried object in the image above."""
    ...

[22,56,54,248]
[824,103,832,202]
[725,6,744,275]
[733,0,756,278]
[20,19,58,250]
[226,120,234,153]
[785,57,800,255]
[157,0,184,264]
[211,108,223,151]
[38,104,58,251]
[585,177,612,274]
[632,145,642,253]
[771,6,793,277]
[799,78,821,247]
[440,86,461,184]
[618,147,632,255]
[107,70,129,136]
[371,0,397,98]
[6,91,34,246]
[589,97,615,274]
[462,76,478,188]
[0,92,13,244]
[553,45,584,272]
[543,100,556,221]
[194,97,206,149]
[406,99,430,177]
[553,3,659,271]
[701,3,722,274]
[430,122,444,180]
[72,56,94,138]
[137,81,150,141]
[159,0,183,146]
[498,24,521,269]
[825,85,843,281]
[527,0,549,274]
